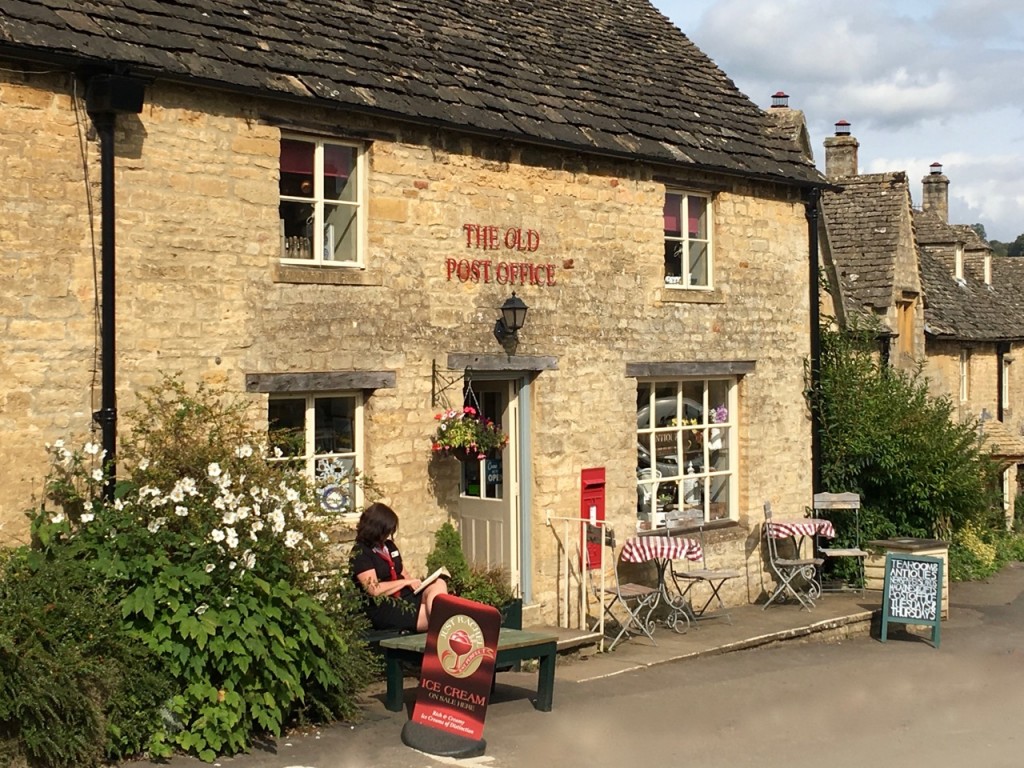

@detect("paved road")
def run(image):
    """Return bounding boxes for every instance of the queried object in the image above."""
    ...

[135,562,1024,768]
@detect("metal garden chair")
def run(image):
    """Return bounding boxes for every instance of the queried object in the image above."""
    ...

[762,500,823,610]
[585,524,659,650]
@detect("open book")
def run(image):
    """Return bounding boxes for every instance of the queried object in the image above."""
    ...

[413,566,451,595]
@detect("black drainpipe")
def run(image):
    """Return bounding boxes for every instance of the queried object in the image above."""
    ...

[806,187,823,495]
[85,74,145,499]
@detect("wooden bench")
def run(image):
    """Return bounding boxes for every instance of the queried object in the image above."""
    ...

[378,628,558,713]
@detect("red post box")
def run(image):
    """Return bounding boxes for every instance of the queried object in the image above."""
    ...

[580,467,606,569]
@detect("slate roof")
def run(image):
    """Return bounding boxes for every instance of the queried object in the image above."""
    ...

[915,211,1024,342]
[977,418,1024,464]
[0,0,824,187]
[820,172,911,317]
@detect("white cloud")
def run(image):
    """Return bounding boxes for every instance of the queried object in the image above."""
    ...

[652,0,1024,240]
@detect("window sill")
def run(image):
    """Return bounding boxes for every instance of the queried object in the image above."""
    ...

[660,286,724,305]
[274,263,383,286]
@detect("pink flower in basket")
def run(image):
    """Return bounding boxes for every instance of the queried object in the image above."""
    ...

[431,406,509,459]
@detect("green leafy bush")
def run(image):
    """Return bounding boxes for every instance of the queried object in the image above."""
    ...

[809,324,1002,556]
[0,550,170,768]
[425,522,515,607]
[18,378,376,763]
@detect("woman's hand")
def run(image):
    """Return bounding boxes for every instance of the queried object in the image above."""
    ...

[407,578,423,591]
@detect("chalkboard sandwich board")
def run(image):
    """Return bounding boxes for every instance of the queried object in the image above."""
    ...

[880,552,942,648]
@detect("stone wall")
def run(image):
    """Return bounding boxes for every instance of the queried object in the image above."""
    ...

[0,71,813,616]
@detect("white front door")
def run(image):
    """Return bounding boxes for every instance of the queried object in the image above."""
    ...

[456,379,520,589]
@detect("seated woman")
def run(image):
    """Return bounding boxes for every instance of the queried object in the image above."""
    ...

[351,502,448,632]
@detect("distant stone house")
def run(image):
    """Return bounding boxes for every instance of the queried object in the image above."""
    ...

[0,1,827,622]
[814,120,1024,526]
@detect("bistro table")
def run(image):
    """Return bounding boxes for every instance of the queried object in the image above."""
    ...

[764,518,836,602]
[621,536,704,633]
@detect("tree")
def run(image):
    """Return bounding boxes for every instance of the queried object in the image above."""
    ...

[970,223,987,240]
[1007,233,1024,258]
[808,323,1002,543]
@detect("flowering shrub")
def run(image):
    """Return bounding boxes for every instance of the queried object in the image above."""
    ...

[16,378,376,764]
[430,406,509,459]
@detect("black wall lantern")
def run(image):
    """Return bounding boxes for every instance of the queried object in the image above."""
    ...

[495,292,528,342]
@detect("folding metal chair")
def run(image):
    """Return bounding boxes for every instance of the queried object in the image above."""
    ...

[585,525,659,650]
[762,501,823,610]
[813,492,867,594]
[667,522,741,624]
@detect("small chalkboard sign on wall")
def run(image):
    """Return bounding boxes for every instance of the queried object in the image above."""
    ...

[880,552,943,648]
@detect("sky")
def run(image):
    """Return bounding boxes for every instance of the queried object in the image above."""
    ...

[650,0,1024,243]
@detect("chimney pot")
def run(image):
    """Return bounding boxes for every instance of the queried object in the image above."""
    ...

[824,120,858,178]
[922,163,949,222]
[771,91,789,108]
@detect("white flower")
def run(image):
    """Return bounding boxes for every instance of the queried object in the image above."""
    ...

[229,561,237,570]
[285,487,300,503]
[195,603,208,616]
[137,458,150,471]
[284,530,303,549]
[269,509,286,534]
[241,550,256,569]
[54,439,65,449]
[80,512,95,523]
[147,517,167,534]
[204,563,216,573]
[50,512,66,524]
[174,505,189,517]
[272,446,283,458]
[224,527,239,549]
[210,528,226,543]
[222,510,238,526]
[84,442,100,456]
[207,462,222,479]
[91,468,104,482]
[235,444,253,459]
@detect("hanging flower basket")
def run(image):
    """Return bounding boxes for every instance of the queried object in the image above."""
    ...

[431,406,509,461]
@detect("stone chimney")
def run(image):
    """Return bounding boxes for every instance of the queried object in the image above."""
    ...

[922,162,949,223]
[765,91,815,162]
[824,120,858,178]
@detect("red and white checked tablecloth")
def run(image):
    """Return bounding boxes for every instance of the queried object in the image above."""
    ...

[621,536,703,564]
[766,519,835,539]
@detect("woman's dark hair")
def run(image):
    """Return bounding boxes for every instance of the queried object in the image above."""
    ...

[356,502,399,547]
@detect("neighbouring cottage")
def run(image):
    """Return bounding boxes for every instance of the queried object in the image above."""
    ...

[0,1,827,624]
[815,118,1024,526]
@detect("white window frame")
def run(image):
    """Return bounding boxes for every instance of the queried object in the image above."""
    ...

[959,348,970,402]
[279,134,366,267]
[1002,356,1011,412]
[663,189,713,290]
[636,378,737,527]
[268,391,364,521]
[954,244,964,282]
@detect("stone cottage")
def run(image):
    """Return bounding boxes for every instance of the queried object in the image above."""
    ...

[0,0,827,623]
[815,119,1024,526]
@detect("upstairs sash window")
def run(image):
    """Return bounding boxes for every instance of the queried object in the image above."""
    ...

[279,137,363,265]
[664,191,712,288]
